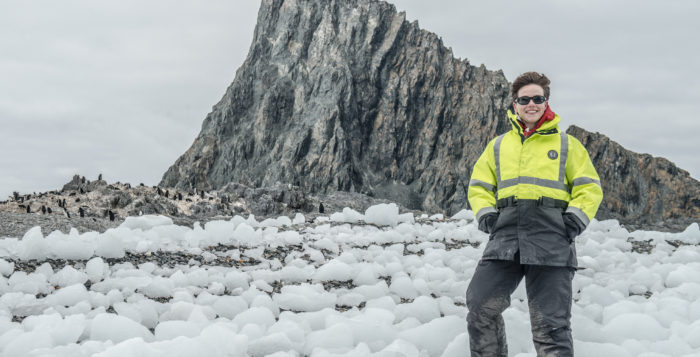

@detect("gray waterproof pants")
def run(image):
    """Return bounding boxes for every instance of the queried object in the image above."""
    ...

[466,258,575,357]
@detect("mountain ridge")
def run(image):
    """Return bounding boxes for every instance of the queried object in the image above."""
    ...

[160,0,700,229]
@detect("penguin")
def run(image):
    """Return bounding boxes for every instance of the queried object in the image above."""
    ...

[65,209,71,218]
[79,207,84,217]
[157,187,162,196]
[79,188,84,194]
[98,173,102,181]
[178,192,183,201]
[62,198,66,207]
[81,176,86,184]
[319,202,325,214]
[58,199,62,208]
[41,205,46,214]
[165,190,170,198]
[47,207,52,214]
[108,210,115,221]
[26,205,31,213]
[200,190,205,199]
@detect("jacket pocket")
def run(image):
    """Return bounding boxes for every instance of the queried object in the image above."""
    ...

[528,206,567,238]
[491,206,517,238]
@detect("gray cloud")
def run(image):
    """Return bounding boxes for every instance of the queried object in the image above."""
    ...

[1,0,698,199]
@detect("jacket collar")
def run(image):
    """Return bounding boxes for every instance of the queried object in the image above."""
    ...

[507,108,561,137]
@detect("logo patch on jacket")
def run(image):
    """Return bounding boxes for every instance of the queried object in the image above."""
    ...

[548,150,558,160]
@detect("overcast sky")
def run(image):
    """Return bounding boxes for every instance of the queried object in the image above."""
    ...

[2,0,699,200]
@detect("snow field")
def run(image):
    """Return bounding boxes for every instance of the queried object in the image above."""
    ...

[0,204,696,356]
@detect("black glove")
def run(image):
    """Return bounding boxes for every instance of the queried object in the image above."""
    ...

[563,212,586,242]
[478,212,499,234]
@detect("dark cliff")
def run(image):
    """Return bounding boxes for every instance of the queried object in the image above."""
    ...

[568,126,700,230]
[161,0,700,229]
[161,0,510,214]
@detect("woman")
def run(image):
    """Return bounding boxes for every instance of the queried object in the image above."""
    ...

[466,72,603,356]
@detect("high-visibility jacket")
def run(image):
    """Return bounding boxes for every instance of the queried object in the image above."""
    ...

[468,109,603,267]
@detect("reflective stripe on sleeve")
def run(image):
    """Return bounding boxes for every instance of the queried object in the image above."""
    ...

[572,177,602,187]
[566,206,590,227]
[476,206,498,221]
[469,179,496,192]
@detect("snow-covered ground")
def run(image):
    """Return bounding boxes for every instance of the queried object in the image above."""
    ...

[0,203,699,357]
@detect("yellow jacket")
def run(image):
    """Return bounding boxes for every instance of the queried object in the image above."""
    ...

[468,109,603,266]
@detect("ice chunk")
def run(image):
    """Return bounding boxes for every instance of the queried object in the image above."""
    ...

[248,332,293,356]
[398,316,465,356]
[303,323,354,355]
[2,329,53,356]
[120,215,173,230]
[49,265,88,288]
[378,339,420,357]
[47,283,90,307]
[140,276,174,299]
[293,213,306,225]
[450,209,474,221]
[683,319,700,348]
[394,296,440,323]
[389,275,418,299]
[95,231,125,259]
[574,341,633,357]
[85,257,107,283]
[232,307,276,330]
[0,259,14,277]
[233,223,260,247]
[364,203,399,227]
[665,264,700,288]
[17,226,48,260]
[330,207,364,224]
[212,296,249,320]
[154,320,202,340]
[398,213,415,224]
[312,259,353,282]
[601,313,669,342]
[89,313,154,343]
[353,265,379,286]
[273,284,336,312]
[441,332,470,357]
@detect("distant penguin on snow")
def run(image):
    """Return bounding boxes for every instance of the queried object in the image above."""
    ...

[319,203,325,214]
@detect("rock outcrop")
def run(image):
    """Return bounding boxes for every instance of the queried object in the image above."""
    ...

[0,176,406,238]
[161,0,699,229]
[568,126,700,230]
[160,0,511,215]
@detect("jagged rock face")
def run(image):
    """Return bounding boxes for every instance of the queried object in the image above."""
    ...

[161,0,699,227]
[567,126,700,230]
[160,0,511,214]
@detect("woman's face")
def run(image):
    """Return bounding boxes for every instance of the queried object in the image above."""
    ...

[514,84,547,128]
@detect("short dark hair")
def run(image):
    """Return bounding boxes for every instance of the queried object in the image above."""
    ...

[511,72,551,102]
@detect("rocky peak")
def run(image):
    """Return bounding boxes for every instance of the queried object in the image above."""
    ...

[160,0,510,214]
[160,0,699,230]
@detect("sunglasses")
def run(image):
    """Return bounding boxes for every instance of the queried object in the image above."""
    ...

[515,95,547,105]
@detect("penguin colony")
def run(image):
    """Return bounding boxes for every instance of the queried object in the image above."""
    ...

[1,174,228,224]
